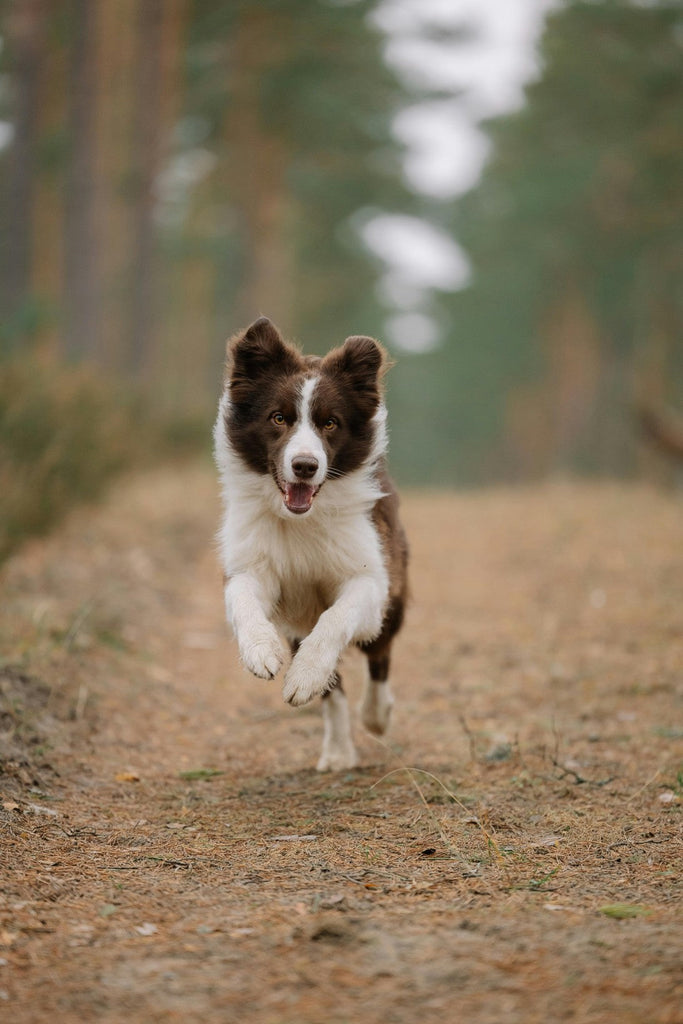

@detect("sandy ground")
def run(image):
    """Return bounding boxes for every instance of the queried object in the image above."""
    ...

[0,460,681,1023]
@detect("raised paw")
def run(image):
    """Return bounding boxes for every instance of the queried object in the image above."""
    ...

[282,664,325,706]
[240,628,285,680]
[282,646,337,707]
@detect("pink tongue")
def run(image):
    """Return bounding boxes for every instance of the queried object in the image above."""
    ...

[285,482,315,514]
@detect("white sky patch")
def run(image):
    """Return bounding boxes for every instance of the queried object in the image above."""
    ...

[386,312,440,354]
[361,214,469,294]
[377,0,553,112]
[362,0,556,352]
[359,212,469,352]
[373,0,557,198]
[393,100,491,199]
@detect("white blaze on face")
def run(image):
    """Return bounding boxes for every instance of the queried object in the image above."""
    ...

[283,375,327,487]
[280,375,328,516]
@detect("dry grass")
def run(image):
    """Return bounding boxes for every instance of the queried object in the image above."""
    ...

[0,356,207,563]
[0,464,681,1023]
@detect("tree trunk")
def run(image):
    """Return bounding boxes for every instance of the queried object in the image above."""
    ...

[226,9,294,333]
[1,0,45,337]
[64,0,101,362]
[124,0,164,377]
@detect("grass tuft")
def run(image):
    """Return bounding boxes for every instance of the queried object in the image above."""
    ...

[0,355,208,563]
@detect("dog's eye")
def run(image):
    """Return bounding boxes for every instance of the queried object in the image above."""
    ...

[271,412,286,426]
[323,417,338,431]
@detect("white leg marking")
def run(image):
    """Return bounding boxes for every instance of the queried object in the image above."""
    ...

[317,688,358,772]
[282,576,384,706]
[361,678,394,736]
[224,574,285,680]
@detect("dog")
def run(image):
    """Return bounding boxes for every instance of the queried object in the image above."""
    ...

[213,317,408,770]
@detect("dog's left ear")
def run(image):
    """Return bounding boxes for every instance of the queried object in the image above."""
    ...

[326,335,390,397]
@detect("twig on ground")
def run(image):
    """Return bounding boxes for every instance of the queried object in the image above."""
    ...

[458,713,479,763]
[551,758,614,787]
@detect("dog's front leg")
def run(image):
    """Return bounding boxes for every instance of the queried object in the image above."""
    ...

[224,573,285,680]
[282,576,385,706]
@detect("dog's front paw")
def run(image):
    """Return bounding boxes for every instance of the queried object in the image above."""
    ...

[239,627,285,680]
[282,646,336,707]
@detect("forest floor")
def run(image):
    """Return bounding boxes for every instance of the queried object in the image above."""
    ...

[0,460,681,1023]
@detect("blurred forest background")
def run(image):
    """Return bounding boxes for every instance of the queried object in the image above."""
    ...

[0,0,682,559]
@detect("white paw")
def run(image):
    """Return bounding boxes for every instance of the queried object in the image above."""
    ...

[282,645,337,707]
[240,627,285,680]
[361,683,394,736]
[317,744,359,772]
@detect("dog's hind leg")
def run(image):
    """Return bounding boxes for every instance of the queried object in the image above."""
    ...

[359,593,404,737]
[360,646,394,737]
[317,674,358,772]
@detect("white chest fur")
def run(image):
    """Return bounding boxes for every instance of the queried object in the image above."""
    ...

[217,457,388,633]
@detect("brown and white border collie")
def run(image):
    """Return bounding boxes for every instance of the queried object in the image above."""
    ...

[213,316,408,771]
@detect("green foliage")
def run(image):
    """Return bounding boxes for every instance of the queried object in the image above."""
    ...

[0,295,55,352]
[2,0,681,507]
[178,0,415,343]
[0,0,417,556]
[422,0,683,482]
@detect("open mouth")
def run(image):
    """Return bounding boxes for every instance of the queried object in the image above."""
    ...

[280,481,320,515]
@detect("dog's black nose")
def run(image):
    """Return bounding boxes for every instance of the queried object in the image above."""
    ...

[292,456,319,480]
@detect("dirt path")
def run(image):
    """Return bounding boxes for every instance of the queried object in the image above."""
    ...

[1,461,681,1023]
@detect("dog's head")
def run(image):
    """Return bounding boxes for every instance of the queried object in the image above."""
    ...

[223,317,388,516]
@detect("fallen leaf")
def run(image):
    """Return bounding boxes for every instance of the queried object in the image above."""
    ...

[26,803,58,817]
[532,835,563,848]
[178,769,223,781]
[135,922,158,936]
[2,801,20,813]
[599,903,649,919]
[319,895,345,910]
[115,771,140,783]
[658,791,678,805]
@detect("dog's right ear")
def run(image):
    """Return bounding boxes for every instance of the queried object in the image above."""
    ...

[226,317,299,386]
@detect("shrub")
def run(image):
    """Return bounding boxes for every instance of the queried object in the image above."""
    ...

[0,356,200,562]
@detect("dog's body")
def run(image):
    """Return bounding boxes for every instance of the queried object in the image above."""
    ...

[214,317,408,770]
